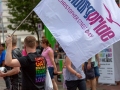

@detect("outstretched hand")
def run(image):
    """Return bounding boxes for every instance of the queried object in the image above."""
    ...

[5,34,12,47]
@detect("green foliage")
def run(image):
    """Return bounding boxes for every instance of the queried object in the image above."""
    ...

[7,0,42,40]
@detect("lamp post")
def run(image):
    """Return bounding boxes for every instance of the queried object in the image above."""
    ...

[37,23,43,45]
[1,17,4,43]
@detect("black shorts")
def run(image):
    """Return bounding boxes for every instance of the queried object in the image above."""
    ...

[84,62,95,80]
[65,79,86,90]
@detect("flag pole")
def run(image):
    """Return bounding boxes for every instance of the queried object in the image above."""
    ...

[1,16,4,42]
[11,10,33,36]
[0,0,3,43]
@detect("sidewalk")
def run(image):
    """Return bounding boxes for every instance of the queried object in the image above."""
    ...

[0,78,5,90]
[0,77,120,90]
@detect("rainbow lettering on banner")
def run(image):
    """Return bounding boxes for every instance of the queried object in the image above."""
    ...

[99,47,112,62]
[64,0,115,42]
[35,57,46,83]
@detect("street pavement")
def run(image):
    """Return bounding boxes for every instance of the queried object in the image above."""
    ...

[0,78,5,90]
[0,77,120,90]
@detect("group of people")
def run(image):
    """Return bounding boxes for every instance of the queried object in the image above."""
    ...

[0,35,59,90]
[0,35,100,90]
[59,53,100,90]
[0,36,22,90]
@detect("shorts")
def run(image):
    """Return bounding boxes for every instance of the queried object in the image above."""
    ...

[94,66,100,77]
[48,67,54,79]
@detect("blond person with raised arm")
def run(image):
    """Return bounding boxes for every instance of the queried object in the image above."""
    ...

[4,36,46,90]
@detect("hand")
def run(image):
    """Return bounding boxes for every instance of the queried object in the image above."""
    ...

[5,35,12,46]
[87,63,91,70]
[54,68,57,74]
[98,62,100,67]
[75,73,82,78]
[0,71,6,77]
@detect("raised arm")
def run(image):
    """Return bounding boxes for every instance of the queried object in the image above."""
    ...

[5,36,21,67]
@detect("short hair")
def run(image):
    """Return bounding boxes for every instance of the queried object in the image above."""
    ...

[24,36,36,48]
[12,35,17,46]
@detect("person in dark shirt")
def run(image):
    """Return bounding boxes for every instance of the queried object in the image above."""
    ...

[36,36,46,54]
[36,40,43,54]
[0,35,22,90]
[5,35,46,90]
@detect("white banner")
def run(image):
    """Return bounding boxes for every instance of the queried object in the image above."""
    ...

[34,0,120,68]
[99,46,115,84]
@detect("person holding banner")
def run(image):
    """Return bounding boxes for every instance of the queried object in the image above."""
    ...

[41,38,58,90]
[65,56,86,90]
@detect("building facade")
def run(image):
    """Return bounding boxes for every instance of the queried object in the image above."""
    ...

[1,0,37,44]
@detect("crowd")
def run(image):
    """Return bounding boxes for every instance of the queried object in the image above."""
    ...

[0,35,101,90]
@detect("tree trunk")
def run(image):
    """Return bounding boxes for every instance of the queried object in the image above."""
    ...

[35,30,40,46]
[31,12,40,46]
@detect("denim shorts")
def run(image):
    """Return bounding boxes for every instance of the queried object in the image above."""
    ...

[94,66,100,77]
[48,67,54,79]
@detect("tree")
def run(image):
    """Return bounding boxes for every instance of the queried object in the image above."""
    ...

[7,0,42,43]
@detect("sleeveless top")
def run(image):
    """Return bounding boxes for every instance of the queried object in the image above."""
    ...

[41,47,53,67]
[65,63,85,81]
